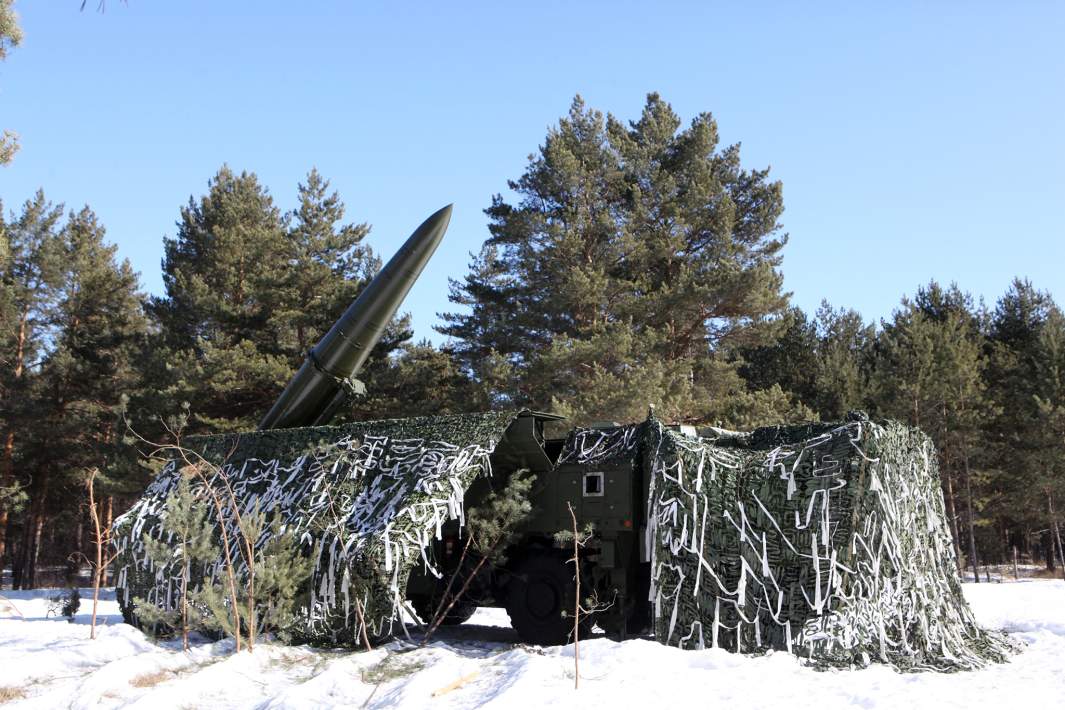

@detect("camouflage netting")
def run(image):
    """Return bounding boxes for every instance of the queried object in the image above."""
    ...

[116,406,1014,670]
[113,411,521,645]
[644,412,1016,671]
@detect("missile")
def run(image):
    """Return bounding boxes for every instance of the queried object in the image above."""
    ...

[258,204,453,430]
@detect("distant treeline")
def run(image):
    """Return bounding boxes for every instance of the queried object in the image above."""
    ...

[1,95,1062,588]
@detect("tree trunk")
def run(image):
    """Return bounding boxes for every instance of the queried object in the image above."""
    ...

[1049,493,1065,582]
[28,508,45,589]
[181,556,190,652]
[22,468,52,590]
[1053,521,1065,581]
[1043,530,1056,571]
[567,501,581,691]
[962,455,979,583]
[75,520,84,582]
[1001,523,1010,567]
[1,312,29,584]
[0,514,8,586]
[16,510,43,590]
[89,480,102,640]
[46,520,56,563]
[103,496,113,585]
[12,514,29,589]
[0,513,11,588]
[0,431,14,573]
[942,470,963,572]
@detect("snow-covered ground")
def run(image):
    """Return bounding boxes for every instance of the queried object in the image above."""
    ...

[1,581,1063,709]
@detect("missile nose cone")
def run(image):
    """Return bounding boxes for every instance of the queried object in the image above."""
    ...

[423,203,453,228]
[417,204,453,243]
[396,204,452,272]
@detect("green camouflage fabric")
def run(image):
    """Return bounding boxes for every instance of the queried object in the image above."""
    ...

[116,406,1013,670]
[644,412,1016,671]
[113,411,520,645]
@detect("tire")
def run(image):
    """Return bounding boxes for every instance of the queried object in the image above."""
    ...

[505,554,587,645]
[410,593,478,626]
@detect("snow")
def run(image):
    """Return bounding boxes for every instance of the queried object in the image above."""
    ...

[1,581,1063,709]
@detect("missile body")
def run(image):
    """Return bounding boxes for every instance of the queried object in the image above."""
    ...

[258,204,453,430]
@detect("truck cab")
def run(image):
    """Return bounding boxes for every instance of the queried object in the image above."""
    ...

[406,413,652,644]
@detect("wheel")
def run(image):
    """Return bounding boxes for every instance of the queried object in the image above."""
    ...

[505,554,587,645]
[410,592,478,626]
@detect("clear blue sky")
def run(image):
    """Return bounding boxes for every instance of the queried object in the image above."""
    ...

[1,1,1062,342]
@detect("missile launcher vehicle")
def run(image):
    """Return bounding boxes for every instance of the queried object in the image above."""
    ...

[114,205,1012,670]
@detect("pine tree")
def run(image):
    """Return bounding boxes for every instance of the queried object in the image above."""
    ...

[0,192,66,586]
[247,514,314,641]
[0,0,22,165]
[439,94,790,426]
[280,169,412,423]
[810,302,874,419]
[148,166,410,434]
[870,283,987,576]
[721,384,816,430]
[0,201,6,266]
[1030,309,1065,576]
[738,307,820,406]
[194,509,312,648]
[10,205,148,587]
[738,302,873,421]
[350,340,485,420]
[149,166,292,433]
[421,469,535,641]
[985,280,1065,571]
[274,168,377,355]
[0,207,20,515]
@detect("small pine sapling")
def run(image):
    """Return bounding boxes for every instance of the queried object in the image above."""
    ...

[132,473,218,650]
[188,460,246,650]
[194,581,240,646]
[233,499,265,650]
[129,413,310,651]
[421,469,535,643]
[249,514,314,642]
[193,508,313,649]
[189,490,259,651]
[126,415,247,652]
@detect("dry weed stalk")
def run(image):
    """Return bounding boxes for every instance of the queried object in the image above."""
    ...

[86,468,120,640]
[566,501,582,689]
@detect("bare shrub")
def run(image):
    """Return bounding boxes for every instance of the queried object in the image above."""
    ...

[129,670,170,688]
[0,686,26,703]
